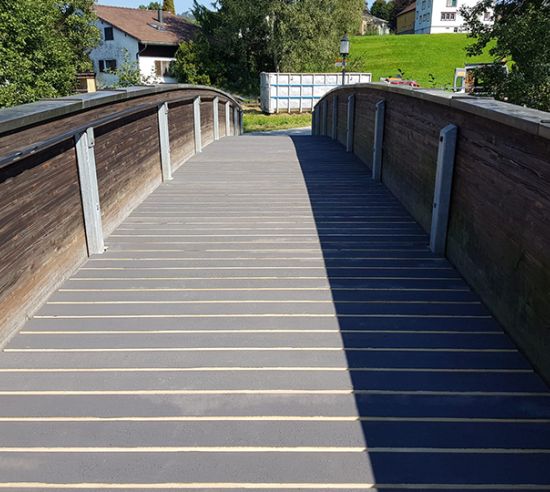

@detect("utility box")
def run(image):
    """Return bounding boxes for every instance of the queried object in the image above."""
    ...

[260,72,372,114]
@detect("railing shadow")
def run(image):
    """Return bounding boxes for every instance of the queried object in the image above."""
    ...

[288,133,550,487]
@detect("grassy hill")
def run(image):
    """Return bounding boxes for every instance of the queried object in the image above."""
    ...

[347,34,493,88]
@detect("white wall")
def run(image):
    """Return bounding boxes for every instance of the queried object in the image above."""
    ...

[90,20,140,88]
[139,56,178,84]
[415,0,493,34]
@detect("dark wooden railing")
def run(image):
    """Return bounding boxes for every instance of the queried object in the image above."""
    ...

[0,85,242,343]
[313,83,550,382]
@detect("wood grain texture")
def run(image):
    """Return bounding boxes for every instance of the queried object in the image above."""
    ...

[168,101,195,171]
[218,102,227,137]
[200,99,214,146]
[94,109,162,236]
[326,85,550,382]
[0,142,87,341]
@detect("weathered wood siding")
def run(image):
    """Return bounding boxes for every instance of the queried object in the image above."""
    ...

[94,108,162,235]
[318,85,550,381]
[219,102,227,137]
[168,101,195,170]
[337,96,348,146]
[201,99,214,146]
[0,86,241,343]
[0,142,87,339]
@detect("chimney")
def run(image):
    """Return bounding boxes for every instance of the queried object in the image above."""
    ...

[158,8,164,24]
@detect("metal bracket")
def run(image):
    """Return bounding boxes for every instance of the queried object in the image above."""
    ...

[193,97,202,153]
[213,97,220,141]
[372,100,385,181]
[74,127,104,256]
[225,101,231,137]
[430,124,458,256]
[157,102,172,181]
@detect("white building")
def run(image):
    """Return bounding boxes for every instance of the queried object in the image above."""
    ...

[415,0,493,34]
[91,5,197,87]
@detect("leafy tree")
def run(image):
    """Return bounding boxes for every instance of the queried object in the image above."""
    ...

[370,0,392,20]
[171,41,211,85]
[192,0,364,95]
[163,0,176,14]
[0,0,99,107]
[107,50,142,88]
[139,2,162,9]
[461,0,550,110]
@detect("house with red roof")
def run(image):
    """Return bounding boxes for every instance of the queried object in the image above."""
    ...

[91,5,197,87]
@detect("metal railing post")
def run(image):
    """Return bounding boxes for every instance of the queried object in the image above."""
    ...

[332,96,338,140]
[233,106,239,136]
[372,100,386,181]
[322,99,328,136]
[157,102,172,181]
[346,94,355,152]
[213,97,220,141]
[430,124,458,255]
[240,110,244,135]
[193,96,202,153]
[74,127,104,256]
[225,101,231,137]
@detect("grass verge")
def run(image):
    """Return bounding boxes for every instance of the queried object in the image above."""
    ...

[243,105,311,133]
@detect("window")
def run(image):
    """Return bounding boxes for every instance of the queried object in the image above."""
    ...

[441,11,456,20]
[154,60,172,77]
[422,0,426,9]
[104,27,114,41]
[98,59,117,72]
[446,0,457,6]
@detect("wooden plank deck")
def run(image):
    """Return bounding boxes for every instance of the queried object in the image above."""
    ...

[0,132,549,489]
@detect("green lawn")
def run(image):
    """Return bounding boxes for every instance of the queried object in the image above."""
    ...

[348,33,493,88]
[243,105,312,133]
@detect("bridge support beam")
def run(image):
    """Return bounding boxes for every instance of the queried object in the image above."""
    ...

[332,96,338,140]
[213,97,220,141]
[157,102,172,182]
[430,124,458,256]
[193,97,202,153]
[372,99,385,181]
[74,127,104,256]
[346,95,355,152]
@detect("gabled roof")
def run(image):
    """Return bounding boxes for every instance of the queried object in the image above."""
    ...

[362,11,389,24]
[94,5,197,46]
[397,2,417,16]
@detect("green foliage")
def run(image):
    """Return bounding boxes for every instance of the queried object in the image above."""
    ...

[172,41,211,85]
[163,0,175,14]
[461,0,550,111]
[139,2,162,9]
[106,50,142,88]
[192,0,364,95]
[347,34,493,87]
[370,0,392,21]
[0,0,99,107]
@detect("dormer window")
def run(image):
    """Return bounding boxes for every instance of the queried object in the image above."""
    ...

[104,27,114,41]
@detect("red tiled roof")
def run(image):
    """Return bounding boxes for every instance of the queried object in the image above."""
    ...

[397,2,416,16]
[94,5,197,46]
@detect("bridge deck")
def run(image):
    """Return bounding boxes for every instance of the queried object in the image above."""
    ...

[1,132,549,489]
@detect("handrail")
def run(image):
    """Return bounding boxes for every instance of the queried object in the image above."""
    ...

[0,90,236,171]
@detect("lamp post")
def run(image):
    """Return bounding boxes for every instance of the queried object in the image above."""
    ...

[340,34,350,86]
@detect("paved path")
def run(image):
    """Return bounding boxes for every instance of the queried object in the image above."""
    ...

[1,133,549,490]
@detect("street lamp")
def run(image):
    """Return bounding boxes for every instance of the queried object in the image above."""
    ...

[340,34,350,86]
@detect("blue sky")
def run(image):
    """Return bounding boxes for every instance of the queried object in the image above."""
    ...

[97,0,212,14]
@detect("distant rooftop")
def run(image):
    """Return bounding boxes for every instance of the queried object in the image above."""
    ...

[397,2,417,16]
[94,5,197,46]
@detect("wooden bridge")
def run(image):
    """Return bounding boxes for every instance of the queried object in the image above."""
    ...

[0,84,549,489]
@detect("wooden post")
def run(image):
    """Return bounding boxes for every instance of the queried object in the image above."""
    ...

[225,101,231,137]
[213,97,220,141]
[157,102,172,182]
[346,94,355,152]
[430,124,458,256]
[372,99,385,181]
[193,96,202,153]
[74,127,104,256]
[332,96,338,140]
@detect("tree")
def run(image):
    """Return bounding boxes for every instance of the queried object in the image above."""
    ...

[192,0,364,95]
[171,41,211,85]
[0,0,99,107]
[107,50,142,88]
[387,0,414,30]
[461,0,550,110]
[370,0,391,20]
[139,2,162,9]
[163,0,175,14]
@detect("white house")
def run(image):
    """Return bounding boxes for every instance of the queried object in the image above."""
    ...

[414,0,493,34]
[91,5,197,87]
